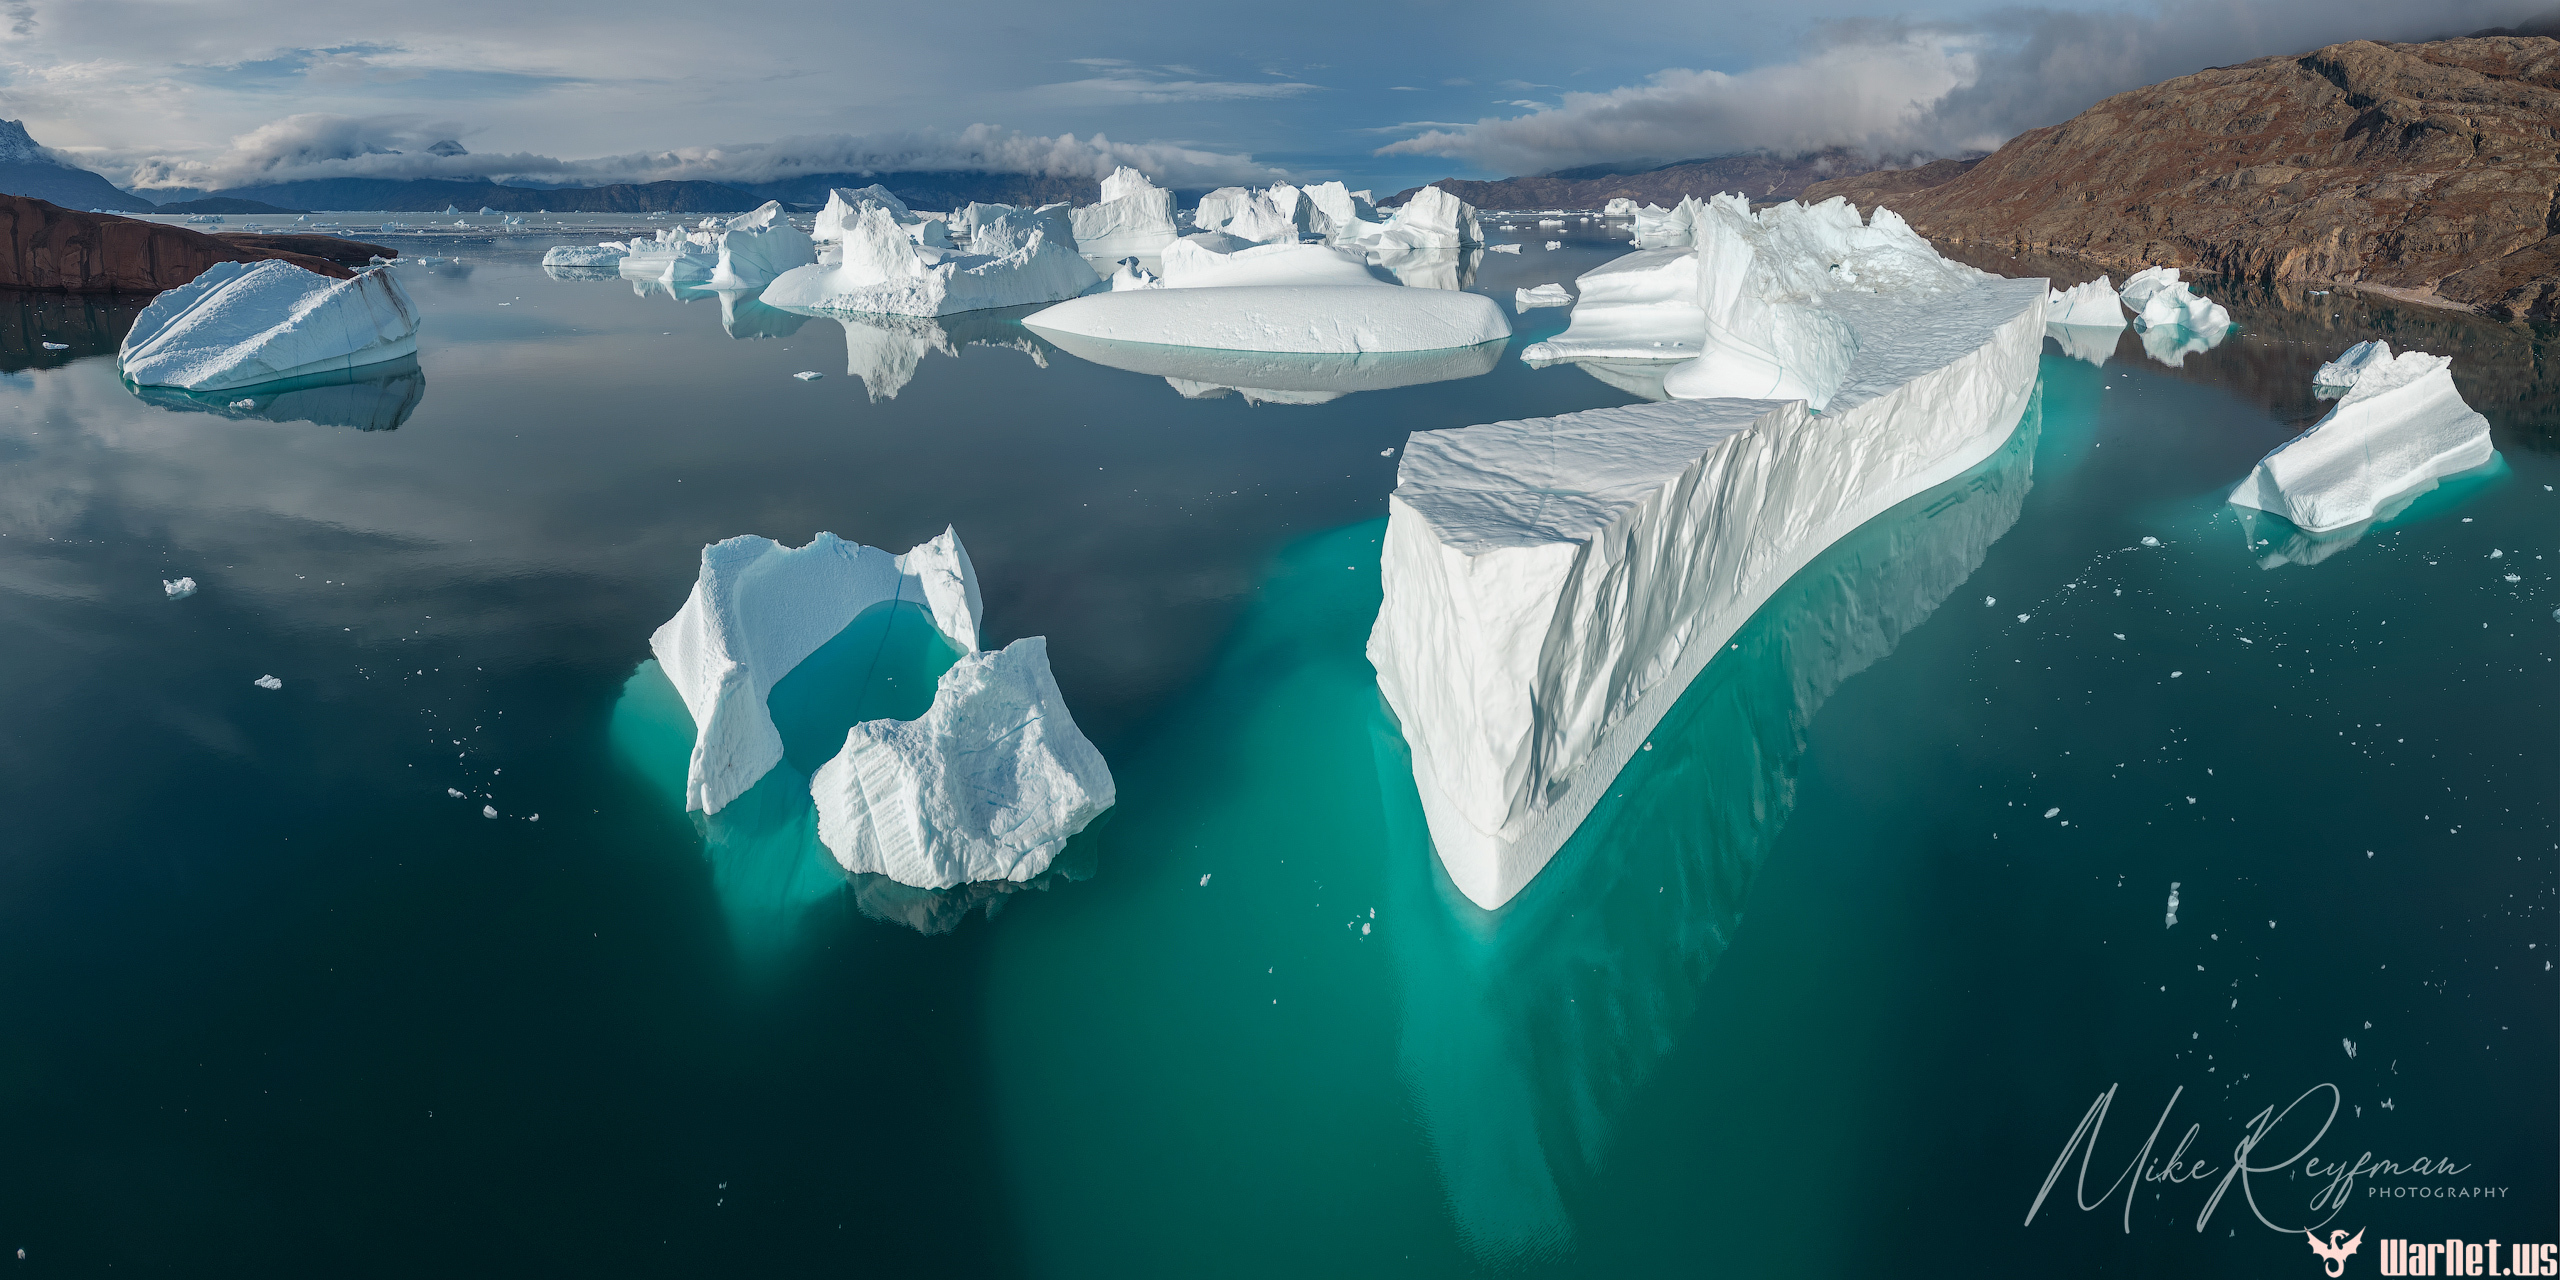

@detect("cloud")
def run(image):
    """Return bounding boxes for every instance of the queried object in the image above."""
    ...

[121,114,1283,191]
[1377,0,2557,175]
[1039,64,1319,104]
[1388,86,1424,91]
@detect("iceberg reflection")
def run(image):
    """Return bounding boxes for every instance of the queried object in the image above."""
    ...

[2139,319,2234,368]
[1040,331,1504,405]
[2235,452,2508,570]
[2044,322,2123,367]
[1377,391,2041,1260]
[127,354,427,432]
[715,288,811,341]
[827,307,1054,401]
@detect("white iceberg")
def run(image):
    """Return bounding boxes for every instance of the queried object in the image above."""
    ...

[2313,338,2392,389]
[2045,276,2126,327]
[618,225,718,282]
[813,185,913,241]
[1517,248,1701,362]
[1304,181,1382,242]
[760,206,1099,318]
[163,576,197,598]
[1544,240,1561,251]
[118,260,421,393]
[1515,283,1573,310]
[2227,342,2496,534]
[649,529,982,816]
[1155,234,1382,289]
[1351,185,1482,251]
[1068,166,1179,256]
[1024,284,1509,355]
[707,201,817,289]
[542,243,626,268]
[811,636,1114,889]
[1629,198,1701,249]
[1369,273,2044,908]
[953,201,1078,252]
[2120,265,2231,333]
[254,674,282,690]
[1488,244,1521,255]
[1602,197,1637,218]
[1659,195,1982,410]
[1108,257,1161,291]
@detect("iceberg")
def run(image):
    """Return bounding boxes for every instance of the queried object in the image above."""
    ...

[649,529,982,816]
[1629,197,1701,248]
[2045,276,2126,327]
[1351,185,1482,251]
[118,260,421,393]
[760,206,1099,318]
[2313,338,2391,389]
[542,243,625,268]
[1487,244,1521,255]
[1369,273,2044,908]
[163,577,197,598]
[1108,258,1161,291]
[1515,283,1573,310]
[619,225,718,282]
[1034,329,1504,403]
[1602,197,1637,218]
[2227,342,2496,534]
[813,185,914,241]
[2120,265,2231,333]
[1069,167,1179,256]
[953,201,1078,251]
[2138,320,2232,368]
[811,636,1114,889]
[707,201,817,289]
[1304,181,1381,241]
[1155,234,1382,289]
[1024,283,1509,355]
[1517,247,1702,361]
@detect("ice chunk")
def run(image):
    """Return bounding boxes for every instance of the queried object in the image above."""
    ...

[1303,181,1381,242]
[2045,276,2126,328]
[1108,257,1162,291]
[1544,240,1561,251]
[760,206,1099,318]
[813,185,914,242]
[118,260,421,393]
[1486,243,1520,255]
[1517,248,1701,362]
[1355,186,1482,251]
[542,243,626,268]
[1069,167,1179,256]
[2120,265,2231,333]
[1630,197,1701,249]
[1190,187,1255,236]
[1515,283,1573,310]
[707,201,817,289]
[254,674,282,690]
[649,529,982,815]
[162,576,197,598]
[2165,881,2180,927]
[40,341,66,350]
[2228,345,2496,534]
[1602,197,1637,218]
[617,225,718,282]
[811,637,1114,890]
[951,201,1078,252]
[1156,235,1382,289]
[1370,276,2044,907]
[1025,284,1509,355]
[792,371,822,380]
[2313,338,2391,389]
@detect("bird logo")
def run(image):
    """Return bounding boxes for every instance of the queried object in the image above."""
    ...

[2306,1227,2366,1276]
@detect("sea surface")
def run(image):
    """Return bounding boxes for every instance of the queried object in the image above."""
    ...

[0,218,2551,1276]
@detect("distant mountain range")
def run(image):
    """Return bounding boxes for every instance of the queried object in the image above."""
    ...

[0,119,154,212]
[1390,148,1938,211]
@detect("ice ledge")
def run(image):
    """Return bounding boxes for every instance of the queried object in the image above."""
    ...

[1369,277,2046,909]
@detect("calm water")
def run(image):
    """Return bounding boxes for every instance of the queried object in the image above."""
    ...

[0,222,2550,1276]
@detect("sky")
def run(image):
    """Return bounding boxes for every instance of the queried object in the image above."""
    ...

[0,0,2546,195]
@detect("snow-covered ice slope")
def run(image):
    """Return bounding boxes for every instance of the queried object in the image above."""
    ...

[649,529,982,815]
[812,636,1114,889]
[1023,284,1508,354]
[1155,235,1382,289]
[2228,342,2495,534]
[814,185,914,241]
[708,202,817,289]
[118,259,421,392]
[760,206,1097,317]
[1516,248,1701,361]
[1369,276,2044,908]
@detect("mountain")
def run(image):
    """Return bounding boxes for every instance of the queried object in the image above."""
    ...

[726,170,1105,211]
[0,120,155,213]
[175,178,762,213]
[1388,148,1912,211]
[152,197,307,215]
[1800,36,2560,320]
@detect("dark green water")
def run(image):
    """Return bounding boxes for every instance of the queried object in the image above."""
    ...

[0,232,2549,1276]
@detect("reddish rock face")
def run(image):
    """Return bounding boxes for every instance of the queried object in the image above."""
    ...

[0,194,365,293]
[1800,37,2560,320]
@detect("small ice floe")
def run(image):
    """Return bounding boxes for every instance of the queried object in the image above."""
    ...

[2165,881,2180,927]
[40,342,65,351]
[792,371,822,381]
[2342,1038,2357,1059]
[163,576,197,599]
[2490,548,2504,558]
[227,398,255,409]
[1984,596,1996,606]
[481,805,497,818]
[1544,240,1560,250]
[2140,536,2160,546]
[446,788,465,798]
[1199,874,1212,886]
[1488,244,1521,254]
[253,674,282,690]
[2170,670,2183,678]
[2016,613,2029,622]
[2043,807,2060,819]
[2237,636,2253,644]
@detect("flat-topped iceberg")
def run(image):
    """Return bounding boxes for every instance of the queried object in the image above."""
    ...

[1369,272,2045,908]
[650,529,982,816]
[760,206,1098,317]
[1069,166,1179,256]
[2046,276,2126,327]
[1024,283,1508,355]
[708,201,817,289]
[2228,341,2496,534]
[812,636,1114,889]
[118,260,422,393]
[1155,234,1382,289]
[1515,283,1573,310]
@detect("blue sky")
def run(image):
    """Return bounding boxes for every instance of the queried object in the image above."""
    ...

[0,0,2541,193]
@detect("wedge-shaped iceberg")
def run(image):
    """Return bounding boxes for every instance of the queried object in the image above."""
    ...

[811,636,1113,889]
[1068,166,1178,256]
[1348,185,1482,251]
[1023,283,1508,355]
[2227,342,2496,534]
[118,260,421,393]
[1516,248,1701,361]
[2046,276,2126,327]
[649,529,982,816]
[1369,275,2044,908]
[708,201,817,289]
[1515,283,1572,310]
[760,206,1098,318]
[2313,338,2391,389]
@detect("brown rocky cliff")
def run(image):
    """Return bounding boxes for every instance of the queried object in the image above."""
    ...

[0,194,375,292]
[1801,37,2560,319]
